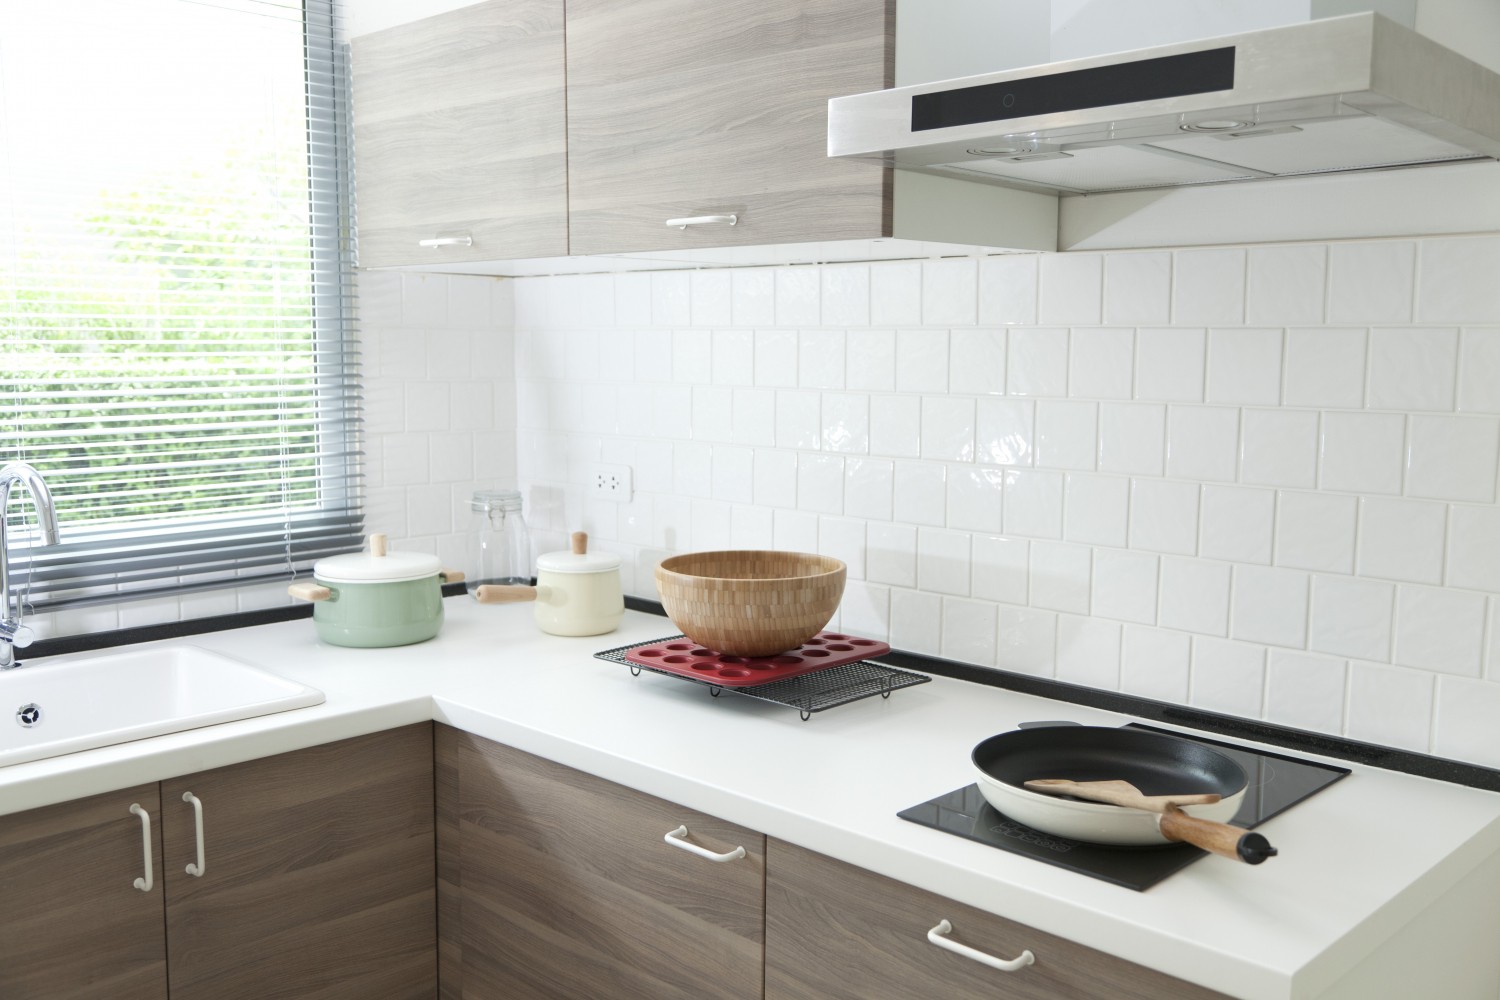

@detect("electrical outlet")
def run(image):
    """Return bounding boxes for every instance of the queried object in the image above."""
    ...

[590,463,633,502]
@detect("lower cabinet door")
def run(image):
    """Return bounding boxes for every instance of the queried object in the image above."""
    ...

[452,729,764,1000]
[0,784,168,1000]
[160,724,437,1000]
[765,839,1229,1000]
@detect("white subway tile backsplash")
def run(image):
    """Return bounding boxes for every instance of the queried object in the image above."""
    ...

[896,329,949,393]
[1103,252,1170,326]
[1007,328,1069,397]
[1327,241,1415,324]
[923,259,978,326]
[1319,411,1406,495]
[1367,327,1458,411]
[497,236,1500,768]
[1245,244,1326,327]
[1274,491,1356,574]
[1358,497,1445,584]
[1189,637,1265,717]
[1035,400,1098,470]
[1173,249,1245,326]
[1405,415,1499,503]
[1030,541,1092,614]
[1135,328,1205,402]
[949,329,1007,395]
[978,254,1040,326]
[1200,485,1274,565]
[1069,327,1134,400]
[1120,626,1191,702]
[1038,253,1102,326]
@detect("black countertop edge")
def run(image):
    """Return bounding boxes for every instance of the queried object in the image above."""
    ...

[23,592,1500,794]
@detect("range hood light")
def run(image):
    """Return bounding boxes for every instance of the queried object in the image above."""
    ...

[1179,119,1254,133]
[967,145,1026,156]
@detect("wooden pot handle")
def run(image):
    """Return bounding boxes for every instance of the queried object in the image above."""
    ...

[288,583,333,602]
[439,569,466,583]
[473,585,538,605]
[1158,808,1278,864]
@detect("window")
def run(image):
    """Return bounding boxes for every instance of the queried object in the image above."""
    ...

[1,0,361,615]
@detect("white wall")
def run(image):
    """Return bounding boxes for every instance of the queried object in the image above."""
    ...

[507,235,1500,770]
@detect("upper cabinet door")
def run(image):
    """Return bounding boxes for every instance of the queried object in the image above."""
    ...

[0,785,168,1000]
[160,725,436,1000]
[566,0,894,256]
[352,0,568,268]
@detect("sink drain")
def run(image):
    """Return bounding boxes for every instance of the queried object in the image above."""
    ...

[16,703,40,728]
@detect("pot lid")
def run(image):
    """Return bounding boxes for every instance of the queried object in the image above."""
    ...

[537,531,621,575]
[314,533,441,584]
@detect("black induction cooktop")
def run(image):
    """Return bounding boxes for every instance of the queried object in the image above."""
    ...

[898,723,1351,891]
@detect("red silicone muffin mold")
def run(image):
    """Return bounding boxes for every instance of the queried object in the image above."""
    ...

[624,632,891,687]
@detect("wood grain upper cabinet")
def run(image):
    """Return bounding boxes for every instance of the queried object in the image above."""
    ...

[159,725,437,1000]
[765,839,1230,1000]
[351,0,568,268]
[0,785,168,1000]
[565,0,894,255]
[448,728,764,1000]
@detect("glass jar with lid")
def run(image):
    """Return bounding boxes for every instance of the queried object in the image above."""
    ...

[467,489,533,592]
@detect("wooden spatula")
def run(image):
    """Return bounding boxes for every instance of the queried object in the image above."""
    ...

[1022,778,1221,812]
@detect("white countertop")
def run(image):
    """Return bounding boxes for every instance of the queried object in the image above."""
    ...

[4,601,1499,1000]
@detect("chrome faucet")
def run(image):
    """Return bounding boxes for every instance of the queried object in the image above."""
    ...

[1,462,61,669]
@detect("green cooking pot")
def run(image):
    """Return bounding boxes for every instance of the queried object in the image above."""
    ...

[288,534,464,648]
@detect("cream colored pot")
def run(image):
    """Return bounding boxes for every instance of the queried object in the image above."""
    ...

[474,532,623,637]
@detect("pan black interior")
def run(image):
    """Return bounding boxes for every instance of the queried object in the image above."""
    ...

[972,726,1247,798]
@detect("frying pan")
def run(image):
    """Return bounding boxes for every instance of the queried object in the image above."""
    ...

[972,726,1277,864]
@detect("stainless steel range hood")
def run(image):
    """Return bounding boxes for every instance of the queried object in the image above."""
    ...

[828,13,1500,195]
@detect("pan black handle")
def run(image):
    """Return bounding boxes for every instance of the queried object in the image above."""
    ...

[1159,808,1279,864]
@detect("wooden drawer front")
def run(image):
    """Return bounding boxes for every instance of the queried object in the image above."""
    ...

[352,0,568,267]
[161,724,437,1000]
[765,839,1228,1000]
[456,731,764,1000]
[565,0,892,256]
[0,784,167,1000]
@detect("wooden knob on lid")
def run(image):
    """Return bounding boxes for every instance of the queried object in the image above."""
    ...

[370,533,388,557]
[571,531,588,555]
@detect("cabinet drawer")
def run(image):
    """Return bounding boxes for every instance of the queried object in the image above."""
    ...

[766,839,1228,1000]
[453,730,763,1000]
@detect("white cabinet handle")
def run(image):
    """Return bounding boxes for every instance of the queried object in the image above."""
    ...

[664,824,746,863]
[665,214,737,229]
[418,235,473,248]
[182,792,206,877]
[927,920,1034,973]
[129,803,153,892]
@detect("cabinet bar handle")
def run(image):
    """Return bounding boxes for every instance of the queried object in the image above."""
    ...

[182,792,206,877]
[664,824,746,863]
[927,920,1034,972]
[129,803,153,892]
[665,214,737,229]
[417,235,473,248]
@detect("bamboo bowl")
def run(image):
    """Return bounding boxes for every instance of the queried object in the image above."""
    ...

[654,551,848,657]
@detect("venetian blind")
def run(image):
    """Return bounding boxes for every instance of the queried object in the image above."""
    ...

[0,0,362,612]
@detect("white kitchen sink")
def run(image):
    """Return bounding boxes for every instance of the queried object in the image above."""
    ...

[0,646,325,767]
